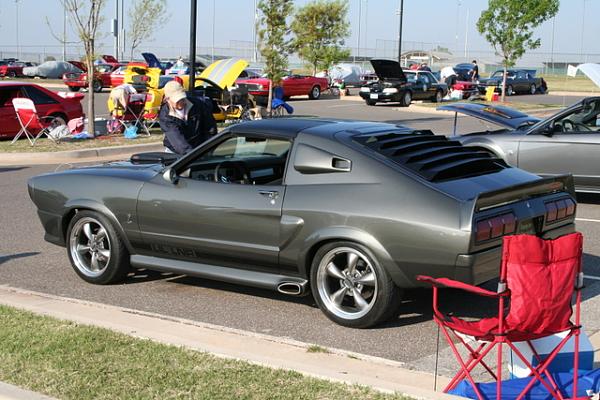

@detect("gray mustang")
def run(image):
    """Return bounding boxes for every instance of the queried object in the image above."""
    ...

[28,118,576,328]
[441,97,600,193]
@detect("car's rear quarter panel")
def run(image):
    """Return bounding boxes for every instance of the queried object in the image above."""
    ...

[281,132,469,288]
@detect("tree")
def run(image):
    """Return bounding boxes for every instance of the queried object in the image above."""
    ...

[63,0,106,136]
[477,0,558,102]
[127,0,170,60]
[291,0,350,76]
[257,0,294,113]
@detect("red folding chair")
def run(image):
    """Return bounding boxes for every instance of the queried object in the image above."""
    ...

[11,98,62,145]
[418,232,585,400]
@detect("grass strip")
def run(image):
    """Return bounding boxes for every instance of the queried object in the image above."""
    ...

[416,99,561,112]
[0,305,413,400]
[540,75,599,93]
[0,132,163,153]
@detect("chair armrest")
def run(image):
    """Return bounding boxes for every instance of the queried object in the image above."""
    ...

[417,275,505,298]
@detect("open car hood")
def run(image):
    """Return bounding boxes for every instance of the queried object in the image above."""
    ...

[199,58,248,89]
[101,55,119,64]
[370,59,406,82]
[577,63,600,89]
[437,103,540,130]
[68,61,86,72]
[141,52,163,69]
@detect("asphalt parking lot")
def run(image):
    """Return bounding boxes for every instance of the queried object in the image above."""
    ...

[2,90,600,378]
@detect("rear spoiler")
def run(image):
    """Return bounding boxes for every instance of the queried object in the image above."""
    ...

[475,175,575,212]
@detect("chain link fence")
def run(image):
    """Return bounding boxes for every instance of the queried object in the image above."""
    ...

[2,39,599,75]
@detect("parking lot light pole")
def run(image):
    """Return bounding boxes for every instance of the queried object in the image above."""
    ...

[397,0,404,65]
[189,0,197,92]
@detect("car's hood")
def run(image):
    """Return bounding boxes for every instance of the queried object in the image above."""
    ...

[370,59,406,82]
[141,52,163,69]
[56,162,164,181]
[576,63,600,88]
[437,103,540,130]
[101,55,119,64]
[68,61,86,72]
[199,58,248,89]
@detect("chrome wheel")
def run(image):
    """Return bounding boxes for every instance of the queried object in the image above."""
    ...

[69,216,111,278]
[316,247,378,320]
[310,86,321,99]
[530,84,536,95]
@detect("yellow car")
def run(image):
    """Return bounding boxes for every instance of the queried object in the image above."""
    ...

[108,58,250,123]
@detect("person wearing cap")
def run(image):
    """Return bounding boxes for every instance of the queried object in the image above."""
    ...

[159,80,217,155]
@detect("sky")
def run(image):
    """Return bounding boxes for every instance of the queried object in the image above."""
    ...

[0,0,599,62]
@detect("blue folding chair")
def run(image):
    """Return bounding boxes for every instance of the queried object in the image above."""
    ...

[271,86,293,117]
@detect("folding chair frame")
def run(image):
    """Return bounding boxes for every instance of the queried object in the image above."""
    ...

[418,238,585,400]
[112,94,151,137]
[11,109,59,146]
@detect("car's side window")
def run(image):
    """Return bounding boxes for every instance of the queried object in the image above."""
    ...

[181,135,292,185]
[553,100,600,133]
[22,87,57,105]
[0,87,26,107]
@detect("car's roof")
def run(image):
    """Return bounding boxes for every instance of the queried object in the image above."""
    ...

[0,81,33,86]
[227,118,406,139]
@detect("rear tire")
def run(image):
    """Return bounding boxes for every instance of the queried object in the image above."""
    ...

[400,90,412,107]
[506,85,514,96]
[432,90,443,103]
[68,86,81,92]
[8,71,17,78]
[310,241,402,328]
[309,85,321,100]
[66,210,131,285]
[92,80,103,93]
[530,84,536,95]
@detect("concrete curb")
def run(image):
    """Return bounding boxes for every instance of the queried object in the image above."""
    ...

[0,285,462,400]
[549,91,598,97]
[0,382,57,400]
[0,143,164,166]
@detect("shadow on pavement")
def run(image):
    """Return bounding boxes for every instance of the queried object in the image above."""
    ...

[0,167,29,173]
[0,251,40,265]
[577,193,600,205]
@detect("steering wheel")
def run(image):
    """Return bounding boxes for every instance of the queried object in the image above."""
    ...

[562,120,593,132]
[213,161,250,184]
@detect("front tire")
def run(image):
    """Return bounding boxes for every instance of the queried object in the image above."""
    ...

[68,86,81,92]
[432,90,443,103]
[67,210,130,285]
[506,85,514,96]
[366,99,376,106]
[530,84,536,95]
[309,85,321,100]
[400,90,412,107]
[310,241,402,328]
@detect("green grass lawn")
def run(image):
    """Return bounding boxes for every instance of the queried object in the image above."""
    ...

[0,305,413,400]
[541,74,599,93]
[0,131,164,153]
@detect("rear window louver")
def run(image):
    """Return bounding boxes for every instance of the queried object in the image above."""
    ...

[354,131,508,182]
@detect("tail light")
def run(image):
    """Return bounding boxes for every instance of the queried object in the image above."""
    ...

[475,213,516,243]
[545,198,575,223]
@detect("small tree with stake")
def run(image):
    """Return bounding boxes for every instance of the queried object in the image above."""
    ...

[257,0,294,115]
[477,0,558,102]
[127,0,170,61]
[63,0,106,137]
[291,0,350,76]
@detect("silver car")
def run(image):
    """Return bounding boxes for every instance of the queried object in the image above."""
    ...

[441,99,600,193]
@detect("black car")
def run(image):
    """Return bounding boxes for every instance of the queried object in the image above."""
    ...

[359,59,448,106]
[454,63,475,81]
[479,69,547,96]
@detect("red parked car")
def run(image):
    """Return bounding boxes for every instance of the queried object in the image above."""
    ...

[236,74,329,102]
[63,63,123,93]
[0,82,84,140]
[0,61,35,78]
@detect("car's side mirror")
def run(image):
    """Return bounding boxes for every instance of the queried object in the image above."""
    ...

[162,168,179,184]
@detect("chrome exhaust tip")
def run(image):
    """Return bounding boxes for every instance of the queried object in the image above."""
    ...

[277,281,307,296]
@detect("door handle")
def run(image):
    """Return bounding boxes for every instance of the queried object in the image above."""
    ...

[258,190,279,199]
